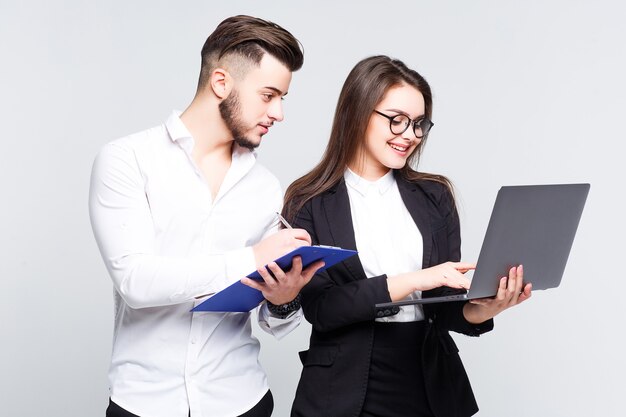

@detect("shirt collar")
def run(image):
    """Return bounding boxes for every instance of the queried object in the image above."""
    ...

[165,110,194,154]
[344,168,395,196]
[164,110,258,160]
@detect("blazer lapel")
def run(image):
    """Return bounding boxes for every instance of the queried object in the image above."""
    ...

[396,174,433,268]
[322,180,367,280]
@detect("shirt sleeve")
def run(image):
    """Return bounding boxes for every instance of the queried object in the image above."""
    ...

[256,302,303,339]
[88,142,257,309]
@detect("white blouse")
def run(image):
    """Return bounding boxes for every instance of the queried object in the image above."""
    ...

[344,168,425,322]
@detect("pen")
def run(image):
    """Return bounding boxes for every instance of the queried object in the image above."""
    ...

[275,212,293,229]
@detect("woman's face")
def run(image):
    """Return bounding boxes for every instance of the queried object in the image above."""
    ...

[353,83,425,180]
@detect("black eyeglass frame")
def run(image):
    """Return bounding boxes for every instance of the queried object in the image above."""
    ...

[373,110,434,139]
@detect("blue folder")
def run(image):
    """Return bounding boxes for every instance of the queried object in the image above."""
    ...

[191,245,357,313]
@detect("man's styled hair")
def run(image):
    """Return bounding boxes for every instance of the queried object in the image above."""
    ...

[198,15,303,88]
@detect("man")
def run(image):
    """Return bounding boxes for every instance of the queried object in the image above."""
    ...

[89,15,320,417]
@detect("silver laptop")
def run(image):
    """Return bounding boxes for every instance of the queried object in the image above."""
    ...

[376,183,590,307]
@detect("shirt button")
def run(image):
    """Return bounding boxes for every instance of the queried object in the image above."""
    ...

[190,339,196,344]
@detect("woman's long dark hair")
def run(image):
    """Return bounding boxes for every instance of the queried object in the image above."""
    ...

[283,55,452,222]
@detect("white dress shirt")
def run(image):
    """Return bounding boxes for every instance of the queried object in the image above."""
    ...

[89,111,301,417]
[344,168,425,322]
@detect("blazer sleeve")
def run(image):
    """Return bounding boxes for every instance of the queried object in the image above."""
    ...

[423,184,494,336]
[293,201,393,333]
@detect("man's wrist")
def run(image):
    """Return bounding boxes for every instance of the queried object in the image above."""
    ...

[267,293,302,318]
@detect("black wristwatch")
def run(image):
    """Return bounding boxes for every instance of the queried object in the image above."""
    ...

[267,293,302,318]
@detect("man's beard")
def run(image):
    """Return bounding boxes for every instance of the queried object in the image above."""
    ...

[219,90,258,150]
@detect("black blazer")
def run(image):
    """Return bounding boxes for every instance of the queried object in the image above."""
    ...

[290,173,494,417]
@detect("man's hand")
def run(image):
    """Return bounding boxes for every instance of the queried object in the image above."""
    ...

[252,228,312,268]
[241,256,325,305]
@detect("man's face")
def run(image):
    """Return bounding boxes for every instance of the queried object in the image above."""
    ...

[219,54,292,150]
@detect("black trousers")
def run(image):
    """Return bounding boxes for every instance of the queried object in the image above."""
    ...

[360,321,434,417]
[106,390,274,417]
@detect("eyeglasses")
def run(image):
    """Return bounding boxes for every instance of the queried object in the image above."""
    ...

[373,110,434,139]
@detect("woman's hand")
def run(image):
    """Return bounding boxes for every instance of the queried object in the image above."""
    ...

[463,264,532,324]
[388,261,475,301]
[413,261,475,291]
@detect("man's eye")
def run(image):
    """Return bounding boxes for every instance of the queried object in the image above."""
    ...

[262,94,273,101]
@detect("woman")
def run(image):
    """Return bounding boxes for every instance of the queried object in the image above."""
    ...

[283,56,532,417]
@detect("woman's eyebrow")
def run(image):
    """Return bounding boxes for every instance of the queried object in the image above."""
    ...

[381,108,425,118]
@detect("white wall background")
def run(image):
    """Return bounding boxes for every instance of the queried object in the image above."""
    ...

[1,1,625,416]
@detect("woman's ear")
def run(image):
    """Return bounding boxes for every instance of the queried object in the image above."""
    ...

[209,68,232,99]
